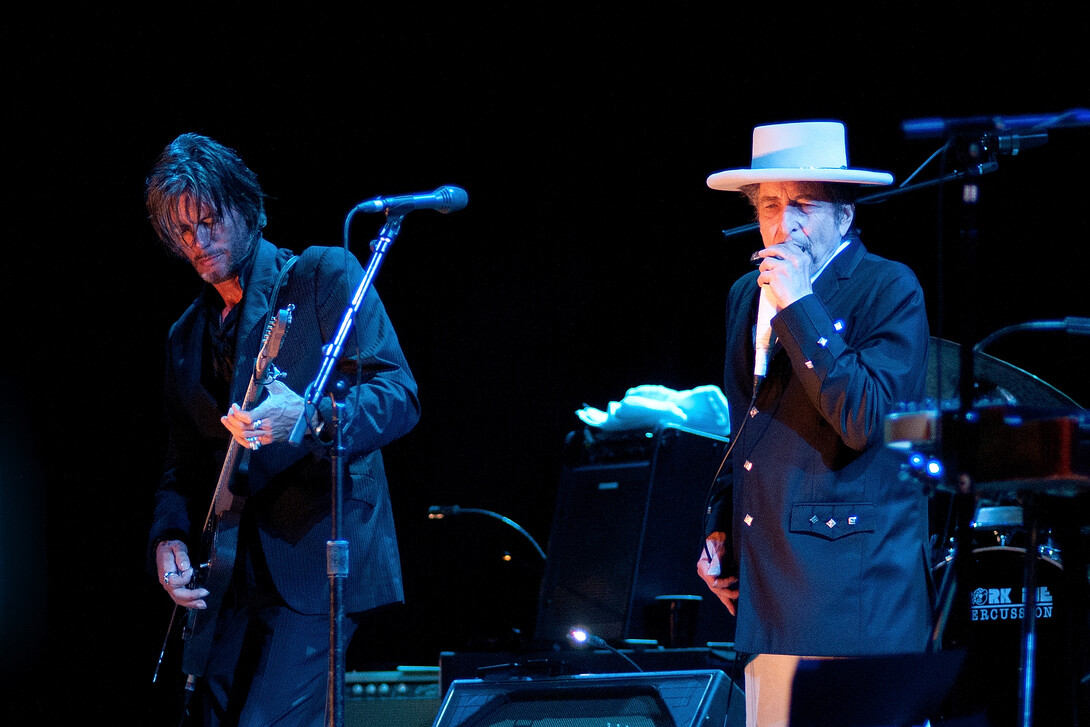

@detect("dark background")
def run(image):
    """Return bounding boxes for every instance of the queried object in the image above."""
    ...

[4,4,1089,722]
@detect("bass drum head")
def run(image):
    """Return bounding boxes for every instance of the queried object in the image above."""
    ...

[935,546,1073,726]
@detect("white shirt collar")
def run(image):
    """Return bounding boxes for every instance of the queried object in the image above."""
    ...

[810,239,851,283]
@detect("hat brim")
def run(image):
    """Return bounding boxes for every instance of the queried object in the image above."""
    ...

[707,167,894,191]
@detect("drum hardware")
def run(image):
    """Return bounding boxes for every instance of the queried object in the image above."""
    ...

[898,111,1090,725]
[967,504,1064,560]
[971,504,1024,548]
[885,341,1089,724]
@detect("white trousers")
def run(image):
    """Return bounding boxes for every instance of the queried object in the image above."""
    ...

[744,654,801,727]
[743,654,933,727]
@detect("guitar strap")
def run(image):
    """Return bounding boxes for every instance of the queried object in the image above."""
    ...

[262,253,299,333]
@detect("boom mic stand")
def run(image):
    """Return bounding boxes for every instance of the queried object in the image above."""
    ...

[288,210,405,727]
[287,186,465,727]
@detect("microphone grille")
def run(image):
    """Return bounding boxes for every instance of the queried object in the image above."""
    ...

[437,185,469,213]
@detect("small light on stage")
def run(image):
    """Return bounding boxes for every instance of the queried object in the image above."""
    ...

[568,627,590,646]
[566,627,644,671]
[908,452,926,470]
[502,551,513,562]
[926,458,944,478]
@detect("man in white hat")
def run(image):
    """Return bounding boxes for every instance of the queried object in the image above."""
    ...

[696,121,932,726]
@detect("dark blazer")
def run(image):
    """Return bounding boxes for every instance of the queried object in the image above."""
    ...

[709,239,932,656]
[149,239,420,615]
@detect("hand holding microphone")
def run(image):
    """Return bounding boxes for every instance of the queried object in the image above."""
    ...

[751,243,815,312]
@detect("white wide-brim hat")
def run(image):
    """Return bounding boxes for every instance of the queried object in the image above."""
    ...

[707,121,894,191]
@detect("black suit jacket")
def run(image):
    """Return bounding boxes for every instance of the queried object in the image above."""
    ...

[149,239,420,615]
[709,239,932,656]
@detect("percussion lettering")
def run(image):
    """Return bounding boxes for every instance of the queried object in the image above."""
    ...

[970,585,1054,622]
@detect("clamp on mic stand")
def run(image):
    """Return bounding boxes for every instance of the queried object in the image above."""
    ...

[288,210,405,727]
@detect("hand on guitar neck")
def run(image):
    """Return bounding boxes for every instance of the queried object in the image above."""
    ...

[157,539,209,610]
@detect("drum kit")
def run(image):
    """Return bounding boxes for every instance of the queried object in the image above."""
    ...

[886,335,1090,726]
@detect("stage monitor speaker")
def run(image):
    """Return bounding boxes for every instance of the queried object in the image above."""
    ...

[534,424,732,646]
[432,669,744,727]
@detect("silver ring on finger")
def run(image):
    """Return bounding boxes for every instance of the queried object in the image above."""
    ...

[163,571,176,585]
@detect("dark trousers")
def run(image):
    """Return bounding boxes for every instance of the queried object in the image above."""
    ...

[199,598,360,727]
[197,516,361,726]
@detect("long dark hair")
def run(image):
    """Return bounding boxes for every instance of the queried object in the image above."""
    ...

[145,133,267,255]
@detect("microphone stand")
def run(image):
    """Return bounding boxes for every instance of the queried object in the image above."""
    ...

[289,211,406,727]
[929,136,988,723]
[947,134,1054,727]
[912,129,1061,727]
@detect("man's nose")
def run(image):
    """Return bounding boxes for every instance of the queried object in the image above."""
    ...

[182,226,210,250]
[774,206,803,240]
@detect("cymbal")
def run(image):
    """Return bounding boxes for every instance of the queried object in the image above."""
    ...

[926,337,1081,409]
[888,339,1089,497]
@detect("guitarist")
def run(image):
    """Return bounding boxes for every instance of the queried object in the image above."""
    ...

[145,133,420,726]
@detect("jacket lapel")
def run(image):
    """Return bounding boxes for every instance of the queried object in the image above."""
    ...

[813,238,865,305]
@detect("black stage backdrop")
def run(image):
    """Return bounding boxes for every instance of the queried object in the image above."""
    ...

[4,5,1089,722]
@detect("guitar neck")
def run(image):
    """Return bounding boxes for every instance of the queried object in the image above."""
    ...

[203,362,278,526]
[198,307,293,532]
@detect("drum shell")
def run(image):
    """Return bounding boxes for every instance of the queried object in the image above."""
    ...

[935,546,1072,726]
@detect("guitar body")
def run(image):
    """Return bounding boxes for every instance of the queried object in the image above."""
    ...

[181,495,242,676]
[180,307,293,679]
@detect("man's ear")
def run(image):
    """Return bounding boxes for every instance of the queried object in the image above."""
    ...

[838,204,855,237]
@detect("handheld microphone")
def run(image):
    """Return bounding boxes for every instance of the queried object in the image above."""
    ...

[354,185,468,215]
[754,286,774,390]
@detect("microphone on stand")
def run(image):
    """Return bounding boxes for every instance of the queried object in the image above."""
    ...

[354,185,468,215]
[991,132,1050,156]
[901,109,1090,160]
